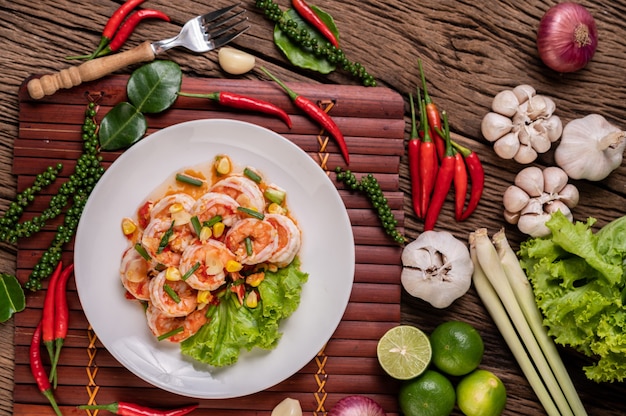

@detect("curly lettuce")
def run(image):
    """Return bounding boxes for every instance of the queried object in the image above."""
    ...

[519,211,626,382]
[180,259,308,367]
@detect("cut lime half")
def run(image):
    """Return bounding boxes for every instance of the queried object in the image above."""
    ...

[377,325,432,380]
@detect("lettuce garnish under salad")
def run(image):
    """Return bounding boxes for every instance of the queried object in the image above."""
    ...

[519,211,626,382]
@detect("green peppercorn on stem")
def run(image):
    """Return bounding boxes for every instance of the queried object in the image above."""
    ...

[255,0,377,87]
[335,167,405,244]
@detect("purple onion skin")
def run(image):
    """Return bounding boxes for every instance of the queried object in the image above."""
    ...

[537,2,598,73]
[327,395,386,416]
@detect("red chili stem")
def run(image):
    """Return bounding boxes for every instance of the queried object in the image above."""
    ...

[261,67,349,164]
[30,323,63,416]
[291,0,339,48]
[452,140,485,221]
[41,261,63,365]
[178,91,293,128]
[50,263,74,388]
[453,151,468,222]
[418,59,445,161]
[408,93,422,218]
[424,111,455,231]
[78,402,199,416]
[417,92,437,217]
[98,9,170,56]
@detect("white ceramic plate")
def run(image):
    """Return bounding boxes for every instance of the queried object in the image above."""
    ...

[74,119,354,399]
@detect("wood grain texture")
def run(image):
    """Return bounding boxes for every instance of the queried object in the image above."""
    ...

[1,0,625,415]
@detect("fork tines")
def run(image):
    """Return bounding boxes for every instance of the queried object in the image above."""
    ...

[201,3,250,44]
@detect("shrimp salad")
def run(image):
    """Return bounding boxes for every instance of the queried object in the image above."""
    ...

[119,155,308,367]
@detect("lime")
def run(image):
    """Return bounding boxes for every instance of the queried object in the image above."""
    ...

[430,320,484,376]
[376,325,432,380]
[398,370,456,416]
[457,369,507,416]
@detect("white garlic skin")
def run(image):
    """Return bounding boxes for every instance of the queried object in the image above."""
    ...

[554,114,626,181]
[401,231,473,309]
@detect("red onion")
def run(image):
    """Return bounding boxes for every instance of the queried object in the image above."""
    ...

[536,2,598,73]
[327,396,386,416]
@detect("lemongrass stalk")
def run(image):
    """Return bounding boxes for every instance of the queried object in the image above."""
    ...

[469,234,560,416]
[493,229,587,416]
[473,228,573,416]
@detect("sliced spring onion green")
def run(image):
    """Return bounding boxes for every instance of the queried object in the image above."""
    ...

[191,216,202,236]
[237,206,264,220]
[244,236,253,256]
[163,283,181,303]
[182,262,201,281]
[243,167,262,183]
[175,173,203,187]
[204,215,223,227]
[157,220,175,254]
[157,326,184,341]
[264,188,286,205]
[134,243,151,261]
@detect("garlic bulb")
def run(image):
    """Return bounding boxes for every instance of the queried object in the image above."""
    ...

[554,114,626,181]
[401,231,473,308]
[481,85,563,164]
[503,166,579,237]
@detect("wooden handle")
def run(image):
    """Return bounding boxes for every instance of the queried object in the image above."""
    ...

[27,41,156,100]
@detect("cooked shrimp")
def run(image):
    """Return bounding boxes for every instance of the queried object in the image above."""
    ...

[149,270,198,317]
[179,240,236,291]
[210,175,265,212]
[150,193,196,223]
[191,192,240,227]
[141,217,194,267]
[265,214,302,268]
[146,304,208,343]
[225,218,278,265]
[119,247,151,301]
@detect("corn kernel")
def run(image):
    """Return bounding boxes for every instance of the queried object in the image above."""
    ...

[199,226,212,241]
[267,264,278,273]
[245,291,258,308]
[226,260,243,273]
[165,266,182,281]
[197,290,213,305]
[212,222,225,238]
[121,218,137,235]
[267,203,285,215]
[169,203,184,214]
[245,272,265,287]
[215,156,231,175]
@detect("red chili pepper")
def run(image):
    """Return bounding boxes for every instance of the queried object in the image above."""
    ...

[418,60,445,161]
[91,0,147,58]
[291,0,339,48]
[30,322,63,416]
[407,93,422,218]
[452,140,485,221]
[78,402,199,416]
[41,261,63,365]
[49,263,75,388]
[178,91,292,128]
[98,9,171,56]
[453,151,468,222]
[424,111,455,231]
[417,90,438,217]
[262,67,350,164]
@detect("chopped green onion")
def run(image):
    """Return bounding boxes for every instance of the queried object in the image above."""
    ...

[244,236,253,256]
[191,216,202,236]
[204,215,223,227]
[175,173,203,187]
[243,167,262,183]
[157,220,175,254]
[182,262,201,281]
[134,243,151,261]
[163,283,181,303]
[264,188,286,205]
[157,326,184,341]
[237,206,264,220]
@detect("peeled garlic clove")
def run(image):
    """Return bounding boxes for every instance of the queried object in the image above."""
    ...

[503,185,530,213]
[218,47,256,75]
[518,213,552,237]
[481,112,513,142]
[271,398,302,416]
[513,144,538,164]
[492,89,520,117]
[515,166,544,196]
[493,132,520,159]
[512,84,536,103]
[543,166,569,194]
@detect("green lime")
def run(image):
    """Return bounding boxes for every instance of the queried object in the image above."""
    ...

[430,320,484,376]
[457,369,507,416]
[376,325,432,380]
[398,370,456,416]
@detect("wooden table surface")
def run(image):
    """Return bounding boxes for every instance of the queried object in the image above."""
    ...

[1,0,625,415]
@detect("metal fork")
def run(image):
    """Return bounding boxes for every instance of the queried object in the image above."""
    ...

[27,4,250,100]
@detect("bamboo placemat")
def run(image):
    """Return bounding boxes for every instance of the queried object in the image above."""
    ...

[12,75,405,415]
